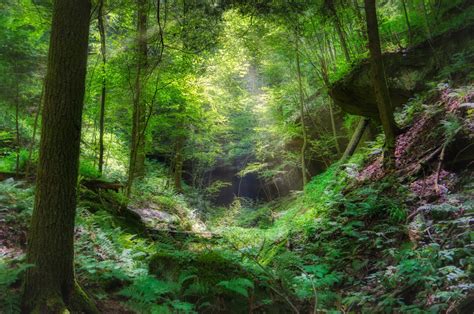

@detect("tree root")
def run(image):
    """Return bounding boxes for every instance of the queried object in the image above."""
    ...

[24,282,98,314]
[69,282,99,314]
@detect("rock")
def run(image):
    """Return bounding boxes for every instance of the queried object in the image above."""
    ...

[330,23,474,119]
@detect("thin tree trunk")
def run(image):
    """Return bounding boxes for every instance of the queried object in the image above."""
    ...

[421,0,432,40]
[21,0,97,312]
[97,0,107,175]
[352,0,362,20]
[319,53,341,156]
[25,81,44,179]
[364,0,398,166]
[326,34,336,64]
[295,31,308,186]
[15,84,21,176]
[328,100,341,155]
[401,0,413,44]
[340,118,370,162]
[174,135,184,192]
[127,0,148,196]
[328,0,351,63]
[335,18,351,63]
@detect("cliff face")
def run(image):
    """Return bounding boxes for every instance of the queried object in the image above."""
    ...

[330,23,474,119]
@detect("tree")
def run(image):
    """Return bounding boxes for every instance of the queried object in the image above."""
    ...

[324,0,351,63]
[295,28,308,186]
[21,0,97,312]
[97,0,107,175]
[340,117,370,162]
[401,0,413,44]
[364,0,398,165]
[127,0,149,195]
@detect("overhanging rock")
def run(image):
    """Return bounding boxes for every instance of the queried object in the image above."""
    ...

[330,23,474,119]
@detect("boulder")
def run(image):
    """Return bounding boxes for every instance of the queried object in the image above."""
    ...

[330,23,474,119]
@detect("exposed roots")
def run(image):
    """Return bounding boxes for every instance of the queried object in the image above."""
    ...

[23,282,98,314]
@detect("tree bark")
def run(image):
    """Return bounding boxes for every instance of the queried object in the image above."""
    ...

[21,0,97,313]
[364,0,398,166]
[98,0,107,175]
[127,0,148,195]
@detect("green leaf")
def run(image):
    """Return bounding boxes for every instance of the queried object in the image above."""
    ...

[217,278,254,298]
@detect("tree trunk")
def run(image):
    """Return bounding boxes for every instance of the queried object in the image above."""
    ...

[328,0,351,63]
[328,100,341,155]
[340,118,370,162]
[127,0,148,196]
[421,0,432,40]
[352,0,363,21]
[319,53,341,156]
[295,31,308,186]
[364,0,398,166]
[21,0,97,313]
[401,0,413,44]
[25,81,44,178]
[98,0,107,175]
[15,84,21,176]
[173,135,184,192]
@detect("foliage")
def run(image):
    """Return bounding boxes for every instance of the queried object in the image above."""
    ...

[0,261,32,313]
[1,0,473,313]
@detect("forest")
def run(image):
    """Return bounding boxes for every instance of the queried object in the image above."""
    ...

[0,0,473,313]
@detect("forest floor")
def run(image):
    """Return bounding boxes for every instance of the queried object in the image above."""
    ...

[1,84,473,313]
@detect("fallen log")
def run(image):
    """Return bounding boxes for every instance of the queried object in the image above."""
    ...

[81,178,125,193]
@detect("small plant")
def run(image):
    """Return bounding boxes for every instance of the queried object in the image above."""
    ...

[0,261,32,313]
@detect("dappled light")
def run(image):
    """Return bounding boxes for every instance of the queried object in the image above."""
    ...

[0,0,473,313]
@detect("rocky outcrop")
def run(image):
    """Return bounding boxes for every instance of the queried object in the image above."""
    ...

[330,23,474,119]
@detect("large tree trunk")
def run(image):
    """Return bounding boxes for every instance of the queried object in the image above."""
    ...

[364,0,398,166]
[21,0,97,313]
[98,0,107,175]
[127,0,148,195]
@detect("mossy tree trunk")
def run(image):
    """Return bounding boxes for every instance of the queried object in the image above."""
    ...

[21,0,97,313]
[364,0,398,166]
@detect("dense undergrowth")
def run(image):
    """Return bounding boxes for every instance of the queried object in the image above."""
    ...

[1,84,473,312]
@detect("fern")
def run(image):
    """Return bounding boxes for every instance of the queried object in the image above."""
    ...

[217,278,254,297]
[0,261,33,313]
